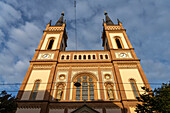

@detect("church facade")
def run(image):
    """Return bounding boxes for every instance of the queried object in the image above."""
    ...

[16,12,151,113]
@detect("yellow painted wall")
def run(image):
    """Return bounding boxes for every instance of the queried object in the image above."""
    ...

[21,70,51,100]
[119,69,144,99]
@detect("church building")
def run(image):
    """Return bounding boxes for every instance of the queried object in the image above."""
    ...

[16,11,151,113]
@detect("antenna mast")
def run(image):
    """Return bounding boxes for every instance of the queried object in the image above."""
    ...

[74,0,77,50]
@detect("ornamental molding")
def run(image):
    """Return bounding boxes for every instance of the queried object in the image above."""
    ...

[33,65,52,69]
[106,26,121,30]
[118,64,137,68]
[100,67,112,69]
[48,27,64,31]
[71,67,98,70]
[18,105,41,109]
[57,67,70,70]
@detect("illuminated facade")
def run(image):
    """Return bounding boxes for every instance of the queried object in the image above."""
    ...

[16,12,151,113]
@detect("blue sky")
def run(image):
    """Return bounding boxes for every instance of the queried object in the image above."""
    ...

[0,0,170,96]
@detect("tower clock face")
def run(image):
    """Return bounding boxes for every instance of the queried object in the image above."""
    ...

[119,53,127,58]
[42,54,50,59]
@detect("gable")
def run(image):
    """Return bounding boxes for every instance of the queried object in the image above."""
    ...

[71,104,99,113]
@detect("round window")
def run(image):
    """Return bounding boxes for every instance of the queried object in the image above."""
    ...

[59,75,65,80]
[105,74,111,80]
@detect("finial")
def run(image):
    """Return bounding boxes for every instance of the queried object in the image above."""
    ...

[61,11,64,16]
[104,11,107,15]
[117,18,122,25]
[55,11,64,26]
[48,20,52,25]
[104,11,114,25]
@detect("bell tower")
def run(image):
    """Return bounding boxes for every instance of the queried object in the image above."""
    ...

[16,12,68,113]
[102,11,151,112]
[32,11,68,61]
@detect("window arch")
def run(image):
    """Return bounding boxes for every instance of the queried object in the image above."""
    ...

[105,83,115,100]
[61,55,64,60]
[105,55,108,59]
[55,83,65,100]
[114,37,123,49]
[79,55,81,60]
[100,55,103,59]
[72,73,98,101]
[74,55,77,59]
[47,38,55,50]
[88,55,91,59]
[30,80,41,100]
[130,79,139,98]
[93,55,95,59]
[83,55,86,60]
[66,55,69,60]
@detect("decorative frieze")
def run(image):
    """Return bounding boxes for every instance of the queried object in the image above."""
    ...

[17,105,41,109]
[118,64,137,68]
[48,27,64,31]
[106,26,121,30]
[57,67,70,70]
[33,65,52,69]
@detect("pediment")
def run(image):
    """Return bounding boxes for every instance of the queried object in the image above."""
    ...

[71,104,99,113]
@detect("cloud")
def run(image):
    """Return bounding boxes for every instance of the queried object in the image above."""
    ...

[0,1,21,28]
[0,21,41,90]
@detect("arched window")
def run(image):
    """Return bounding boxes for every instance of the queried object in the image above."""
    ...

[115,37,123,49]
[74,55,77,60]
[66,55,69,60]
[105,55,108,59]
[73,74,97,101]
[105,83,114,100]
[79,55,81,60]
[47,38,54,50]
[83,55,86,60]
[61,55,64,60]
[93,55,95,59]
[88,55,91,59]
[130,79,139,98]
[31,80,41,100]
[55,84,65,100]
[100,55,103,59]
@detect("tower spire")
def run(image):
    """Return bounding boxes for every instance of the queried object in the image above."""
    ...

[55,11,64,26]
[104,11,114,25]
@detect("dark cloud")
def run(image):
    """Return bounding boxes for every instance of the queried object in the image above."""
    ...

[0,0,170,94]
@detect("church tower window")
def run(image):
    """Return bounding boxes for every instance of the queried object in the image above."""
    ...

[115,38,122,49]
[47,38,54,50]
[130,79,139,98]
[30,80,41,100]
